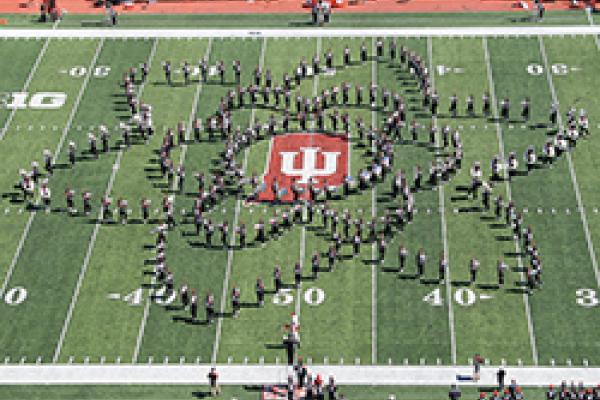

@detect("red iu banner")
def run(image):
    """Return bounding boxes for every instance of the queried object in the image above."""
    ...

[256,133,349,202]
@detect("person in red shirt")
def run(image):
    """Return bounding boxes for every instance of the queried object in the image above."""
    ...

[207,367,220,397]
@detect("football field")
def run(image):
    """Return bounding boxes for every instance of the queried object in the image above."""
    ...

[0,27,600,369]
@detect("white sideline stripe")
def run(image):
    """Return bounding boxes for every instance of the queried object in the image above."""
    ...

[3,26,600,39]
[538,36,600,289]
[1,365,599,385]
[586,8,600,50]
[428,37,456,366]
[55,38,157,363]
[133,38,212,363]
[211,37,268,365]
[370,37,377,366]
[0,38,51,140]
[482,38,539,366]
[0,39,105,302]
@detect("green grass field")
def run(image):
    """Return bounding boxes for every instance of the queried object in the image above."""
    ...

[0,29,600,368]
[0,385,555,400]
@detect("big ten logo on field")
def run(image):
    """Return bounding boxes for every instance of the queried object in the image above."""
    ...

[257,133,349,202]
[0,92,67,110]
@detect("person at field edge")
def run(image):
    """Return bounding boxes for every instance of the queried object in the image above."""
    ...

[473,354,483,381]
[207,367,220,396]
[448,384,461,400]
[497,367,506,389]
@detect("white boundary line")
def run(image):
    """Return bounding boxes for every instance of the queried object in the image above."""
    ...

[0,38,51,140]
[211,37,268,365]
[0,39,105,302]
[1,365,599,386]
[482,37,538,366]
[370,37,378,366]
[538,36,600,288]
[2,26,600,39]
[428,37,456,366]
[132,38,214,363]
[55,38,158,364]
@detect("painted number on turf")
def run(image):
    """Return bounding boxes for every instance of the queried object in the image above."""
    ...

[154,286,176,305]
[2,92,66,110]
[4,287,27,306]
[527,63,576,76]
[423,288,443,307]
[303,287,325,306]
[273,287,325,306]
[123,288,143,306]
[68,66,111,78]
[422,288,478,307]
[454,288,476,307]
[576,288,599,308]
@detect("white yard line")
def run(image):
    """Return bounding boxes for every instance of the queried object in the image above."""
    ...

[211,37,268,365]
[482,37,539,366]
[1,364,599,385]
[54,38,158,363]
[428,37,456,365]
[0,39,105,301]
[296,37,322,319]
[538,36,600,289]
[132,38,213,363]
[370,37,378,366]
[0,38,51,140]
[3,26,600,39]
[585,8,600,51]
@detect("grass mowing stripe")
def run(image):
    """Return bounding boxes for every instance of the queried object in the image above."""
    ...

[428,36,456,366]
[0,37,50,140]
[538,36,600,289]
[0,39,105,301]
[482,37,538,366]
[370,37,378,365]
[295,36,322,322]
[133,38,213,364]
[434,37,532,364]
[211,36,268,365]
[55,38,158,364]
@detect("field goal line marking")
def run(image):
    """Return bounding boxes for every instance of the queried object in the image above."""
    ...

[132,38,214,364]
[538,36,600,289]
[482,37,539,366]
[370,37,377,366]
[428,36,456,366]
[0,39,105,304]
[211,36,268,366]
[54,37,159,363]
[3,26,600,39]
